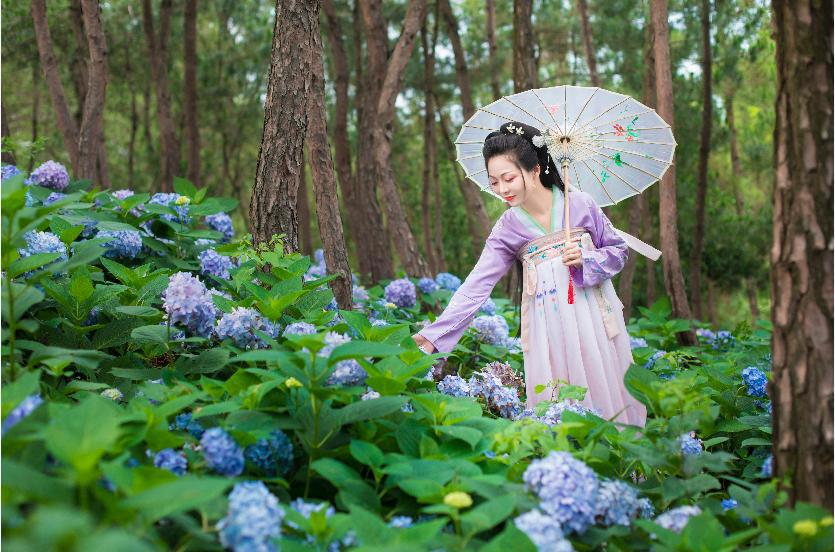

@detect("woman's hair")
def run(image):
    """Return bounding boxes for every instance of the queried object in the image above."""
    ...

[482,121,565,338]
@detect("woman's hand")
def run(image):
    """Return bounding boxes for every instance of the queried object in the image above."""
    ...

[562,239,584,267]
[412,333,436,354]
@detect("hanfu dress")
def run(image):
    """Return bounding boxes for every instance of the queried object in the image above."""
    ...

[417,188,647,427]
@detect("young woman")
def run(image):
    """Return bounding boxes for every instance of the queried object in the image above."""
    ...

[412,121,647,427]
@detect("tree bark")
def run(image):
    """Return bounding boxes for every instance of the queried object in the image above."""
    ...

[142,0,179,192]
[298,146,312,256]
[421,20,438,274]
[308,8,353,309]
[689,0,712,321]
[770,0,833,510]
[29,59,40,172]
[576,0,600,86]
[184,0,201,186]
[513,0,537,92]
[651,0,696,344]
[77,0,108,183]
[250,0,319,251]
[486,0,501,99]
[1,100,15,166]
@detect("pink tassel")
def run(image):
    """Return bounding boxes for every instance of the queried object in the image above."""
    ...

[567,268,575,304]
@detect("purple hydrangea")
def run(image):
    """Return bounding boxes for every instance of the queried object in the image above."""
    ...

[594,479,642,527]
[468,372,504,404]
[2,164,22,181]
[384,278,417,308]
[98,230,143,259]
[630,336,648,349]
[513,509,573,551]
[711,330,736,350]
[741,366,768,398]
[199,248,235,280]
[215,307,279,349]
[352,285,369,303]
[1,393,43,435]
[479,298,497,315]
[218,481,283,551]
[112,189,134,201]
[435,272,461,291]
[204,212,234,241]
[28,160,69,191]
[43,192,66,205]
[695,328,715,341]
[437,375,470,398]
[162,272,218,338]
[200,428,244,477]
[654,505,702,533]
[491,385,523,419]
[417,277,439,294]
[154,448,188,476]
[313,249,325,265]
[148,192,191,224]
[244,429,294,476]
[471,314,509,346]
[523,450,600,534]
[18,231,68,275]
[282,321,317,336]
[679,432,703,456]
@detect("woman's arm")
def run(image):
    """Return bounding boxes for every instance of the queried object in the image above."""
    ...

[572,195,629,288]
[415,215,516,354]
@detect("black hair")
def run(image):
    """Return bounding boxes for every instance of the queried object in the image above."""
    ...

[482,121,565,338]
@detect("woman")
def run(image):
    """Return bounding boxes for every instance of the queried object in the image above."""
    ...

[412,121,647,427]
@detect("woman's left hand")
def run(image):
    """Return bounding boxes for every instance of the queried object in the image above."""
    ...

[562,240,584,267]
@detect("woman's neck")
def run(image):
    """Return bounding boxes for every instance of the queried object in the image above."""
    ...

[520,185,555,217]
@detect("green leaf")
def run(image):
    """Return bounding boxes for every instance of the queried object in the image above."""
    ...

[2,283,45,322]
[9,253,62,279]
[131,324,170,345]
[1,458,74,502]
[114,305,161,318]
[93,318,145,350]
[433,425,483,449]
[397,478,444,500]
[101,257,138,287]
[333,396,407,427]
[173,177,197,198]
[740,437,772,447]
[349,440,384,469]
[461,494,517,536]
[192,400,241,419]
[178,348,229,374]
[311,457,363,485]
[327,341,403,365]
[124,476,232,522]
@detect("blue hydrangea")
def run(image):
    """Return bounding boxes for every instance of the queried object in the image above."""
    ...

[361,388,381,401]
[244,429,294,476]
[491,385,523,419]
[594,479,642,527]
[218,481,283,552]
[18,231,68,274]
[695,328,715,341]
[162,272,218,338]
[741,366,768,398]
[287,498,335,530]
[629,336,648,349]
[435,272,461,291]
[199,248,235,280]
[417,277,439,294]
[437,375,470,398]
[200,427,244,477]
[471,314,510,346]
[283,321,317,336]
[513,509,574,551]
[44,192,66,205]
[318,332,367,387]
[98,230,143,259]
[721,498,738,511]
[478,297,497,315]
[1,393,43,435]
[637,498,655,519]
[384,278,417,308]
[644,350,666,370]
[216,307,280,349]
[654,505,702,533]
[170,412,205,439]
[711,330,736,350]
[388,516,414,529]
[2,164,22,181]
[516,400,599,426]
[314,249,325,265]
[148,192,191,224]
[28,160,69,191]
[370,318,388,327]
[523,450,600,534]
[112,189,135,201]
[760,454,773,478]
[154,448,188,476]
[205,212,234,241]
[468,372,504,404]
[679,432,703,456]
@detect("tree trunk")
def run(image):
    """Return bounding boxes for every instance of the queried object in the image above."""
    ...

[250,0,319,251]
[184,0,201,186]
[576,0,600,86]
[421,21,438,274]
[689,0,712,321]
[651,0,696,344]
[142,0,179,192]
[298,146,312,256]
[126,31,138,189]
[308,8,353,310]
[77,0,108,184]
[28,60,40,172]
[645,201,657,305]
[770,0,833,510]
[68,0,88,127]
[513,0,536,92]
[1,100,15,166]
[706,277,719,327]
[486,0,501,99]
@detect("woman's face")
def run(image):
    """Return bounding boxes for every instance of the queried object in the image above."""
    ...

[487,154,539,207]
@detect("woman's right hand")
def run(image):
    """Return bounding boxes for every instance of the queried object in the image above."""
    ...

[412,333,436,354]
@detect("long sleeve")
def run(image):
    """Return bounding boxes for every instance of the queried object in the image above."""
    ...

[418,214,516,354]
[574,195,629,288]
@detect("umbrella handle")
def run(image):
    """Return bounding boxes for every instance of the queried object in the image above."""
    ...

[561,139,575,305]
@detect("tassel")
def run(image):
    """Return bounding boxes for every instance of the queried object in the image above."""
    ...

[567,268,575,304]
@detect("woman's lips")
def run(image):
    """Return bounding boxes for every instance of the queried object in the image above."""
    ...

[504,195,515,201]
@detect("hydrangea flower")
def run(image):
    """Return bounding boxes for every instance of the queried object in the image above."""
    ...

[18,231,68,274]
[471,314,509,346]
[741,366,768,398]
[170,412,205,439]
[384,278,417,308]
[437,375,470,398]
[760,454,773,478]
[352,284,369,303]
[154,448,188,476]
[594,479,642,527]
[644,350,667,370]
[204,212,234,241]
[654,505,702,534]
[435,272,461,291]
[1,394,43,435]
[43,192,66,205]
[711,330,736,350]
[100,388,124,402]
[148,192,191,224]
[695,328,715,341]
[244,429,294,476]
[286,498,335,530]
[629,336,648,349]
[370,319,388,327]
[516,399,599,426]
[417,277,438,294]
[217,481,283,552]
[637,498,655,519]
[523,450,600,534]
[215,307,280,349]
[98,230,143,259]
[388,516,414,528]
[199,248,235,280]
[28,160,70,191]
[721,498,738,511]
[491,385,523,419]
[314,249,325,265]
[112,189,135,201]
[513,509,574,551]
[1,164,22,181]
[162,272,218,337]
[283,321,317,336]
[200,427,244,477]
[479,298,497,315]
[483,361,523,390]
[318,332,367,387]
[679,432,703,456]
[361,388,381,401]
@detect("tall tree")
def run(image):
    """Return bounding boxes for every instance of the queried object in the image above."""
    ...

[184,0,201,186]
[250,0,318,251]
[298,147,312,256]
[689,0,713,320]
[307,10,353,310]
[142,0,179,192]
[513,0,537,91]
[485,0,501,99]
[770,0,833,509]
[651,0,696,344]
[421,15,439,274]
[576,0,600,86]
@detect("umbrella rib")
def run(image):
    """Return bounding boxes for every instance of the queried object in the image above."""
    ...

[578,150,651,194]
[477,107,515,122]
[604,139,677,146]
[576,141,674,165]
[571,95,629,134]
[502,96,552,129]
[463,123,502,132]
[590,124,671,136]
[580,158,618,205]
[531,88,565,135]
[572,139,666,184]
[570,161,584,192]
[566,87,600,136]
[578,108,658,135]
